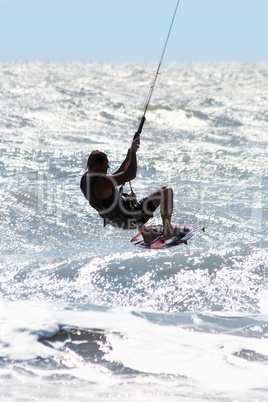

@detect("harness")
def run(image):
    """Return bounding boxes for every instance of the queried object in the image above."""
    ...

[80,172,135,227]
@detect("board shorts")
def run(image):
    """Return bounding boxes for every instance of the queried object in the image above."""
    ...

[104,197,156,230]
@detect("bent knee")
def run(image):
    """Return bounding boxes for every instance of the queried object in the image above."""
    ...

[160,185,173,193]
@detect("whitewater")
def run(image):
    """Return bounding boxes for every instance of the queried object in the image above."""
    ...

[0,61,267,401]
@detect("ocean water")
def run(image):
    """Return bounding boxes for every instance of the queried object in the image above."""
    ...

[0,61,267,401]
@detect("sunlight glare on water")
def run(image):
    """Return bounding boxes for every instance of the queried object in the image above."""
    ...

[0,61,267,401]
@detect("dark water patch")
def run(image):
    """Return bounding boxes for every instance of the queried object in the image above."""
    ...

[201,98,224,107]
[40,327,113,363]
[254,110,268,123]
[195,314,268,339]
[5,115,34,129]
[39,327,156,377]
[112,102,125,109]
[149,104,173,112]
[133,311,268,340]
[55,86,89,98]
[185,109,210,120]
[234,349,268,362]
[100,111,115,121]
[212,115,243,128]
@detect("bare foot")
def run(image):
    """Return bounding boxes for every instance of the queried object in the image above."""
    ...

[141,226,162,244]
[163,226,189,241]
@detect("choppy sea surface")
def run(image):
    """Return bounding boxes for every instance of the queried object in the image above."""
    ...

[0,61,267,401]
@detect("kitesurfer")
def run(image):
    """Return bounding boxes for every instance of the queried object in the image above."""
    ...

[80,139,188,244]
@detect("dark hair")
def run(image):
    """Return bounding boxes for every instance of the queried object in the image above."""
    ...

[86,150,107,170]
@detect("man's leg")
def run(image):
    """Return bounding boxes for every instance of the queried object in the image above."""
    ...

[147,186,174,239]
[142,186,188,241]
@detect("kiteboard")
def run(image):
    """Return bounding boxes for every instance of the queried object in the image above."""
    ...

[131,224,205,249]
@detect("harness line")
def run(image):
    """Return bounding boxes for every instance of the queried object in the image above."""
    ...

[133,0,181,142]
[126,0,181,199]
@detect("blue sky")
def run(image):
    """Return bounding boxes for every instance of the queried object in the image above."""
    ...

[1,0,267,62]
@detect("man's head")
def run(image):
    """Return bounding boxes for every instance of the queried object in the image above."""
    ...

[87,150,109,172]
